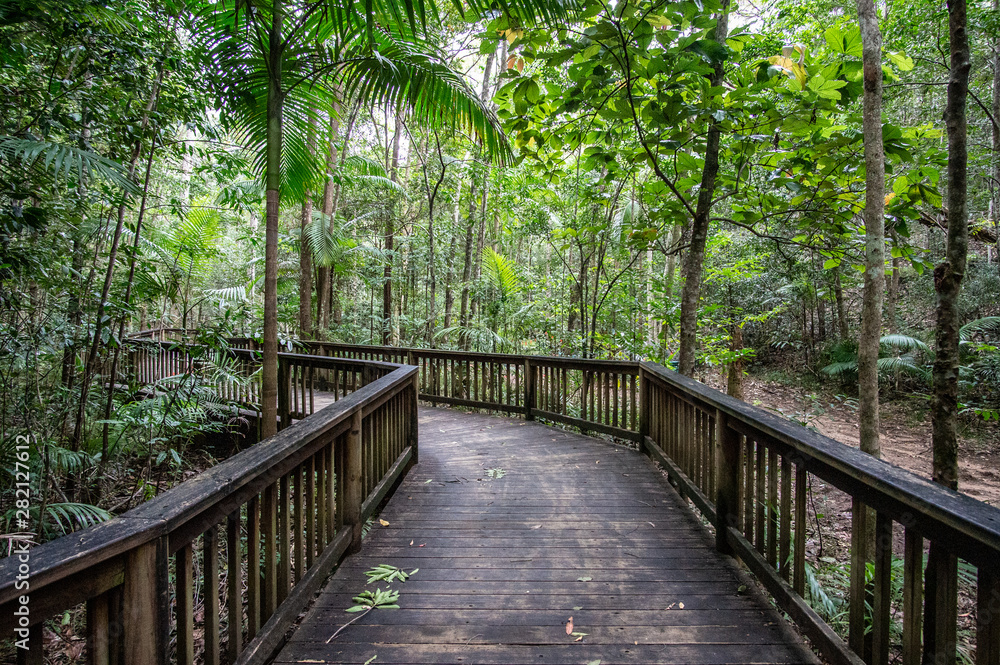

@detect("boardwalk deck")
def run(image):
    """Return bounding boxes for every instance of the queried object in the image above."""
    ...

[274,406,817,665]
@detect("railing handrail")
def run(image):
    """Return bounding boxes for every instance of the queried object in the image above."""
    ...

[640,361,1000,570]
[0,362,415,616]
[304,340,640,370]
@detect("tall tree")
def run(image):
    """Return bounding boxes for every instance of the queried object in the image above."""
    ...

[923,1,970,662]
[856,0,886,461]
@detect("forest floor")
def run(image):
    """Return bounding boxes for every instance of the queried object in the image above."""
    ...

[710,370,1000,505]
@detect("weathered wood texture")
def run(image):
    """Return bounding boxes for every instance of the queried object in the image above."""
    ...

[0,359,418,665]
[273,407,816,665]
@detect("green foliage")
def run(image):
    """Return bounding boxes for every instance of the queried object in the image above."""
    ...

[347,588,401,612]
[365,564,417,584]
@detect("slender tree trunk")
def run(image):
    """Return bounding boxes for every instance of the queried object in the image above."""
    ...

[459,180,478,335]
[931,0,970,492]
[317,99,355,334]
[887,254,901,333]
[382,114,403,346]
[299,116,317,337]
[924,3,969,662]
[992,0,1000,263]
[857,0,886,461]
[677,0,729,377]
[835,268,849,340]
[727,323,743,400]
[261,4,284,439]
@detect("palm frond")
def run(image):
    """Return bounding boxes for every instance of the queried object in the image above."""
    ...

[960,317,1000,341]
[880,334,930,353]
[482,247,520,300]
[876,356,930,380]
[0,136,140,194]
[335,28,512,164]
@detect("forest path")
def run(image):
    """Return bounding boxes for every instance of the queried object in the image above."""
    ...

[272,407,817,665]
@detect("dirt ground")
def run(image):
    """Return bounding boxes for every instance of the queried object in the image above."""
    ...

[706,372,1000,505]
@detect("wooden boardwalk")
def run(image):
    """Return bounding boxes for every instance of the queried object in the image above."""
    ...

[274,406,817,665]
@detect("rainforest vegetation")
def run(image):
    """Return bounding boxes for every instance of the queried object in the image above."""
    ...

[0,0,999,542]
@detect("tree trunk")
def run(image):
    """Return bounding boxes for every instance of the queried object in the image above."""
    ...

[382,114,404,346]
[677,0,729,377]
[992,0,1000,264]
[923,3,969,662]
[887,254,901,333]
[857,0,886,460]
[458,180,478,338]
[298,116,317,337]
[260,3,283,440]
[317,99,355,334]
[834,268,849,340]
[727,323,743,400]
[931,0,970,492]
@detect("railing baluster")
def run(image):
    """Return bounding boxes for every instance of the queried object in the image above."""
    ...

[86,592,110,665]
[872,512,892,665]
[978,567,1000,665]
[793,464,806,596]
[176,543,195,665]
[204,526,220,665]
[278,474,291,604]
[263,483,278,619]
[767,447,778,568]
[848,497,868,656]
[902,529,923,665]
[306,455,316,567]
[247,495,260,639]
[294,464,304,584]
[227,511,242,661]
[779,456,791,581]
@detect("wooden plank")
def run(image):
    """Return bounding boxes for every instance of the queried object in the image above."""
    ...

[273,407,816,665]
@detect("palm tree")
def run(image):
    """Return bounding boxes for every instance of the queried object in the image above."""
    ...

[195,0,573,438]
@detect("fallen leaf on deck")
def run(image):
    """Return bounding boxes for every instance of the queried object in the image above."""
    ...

[678,602,685,609]
[572,606,583,611]
[587,660,602,665]
[379,519,390,526]
[419,543,425,547]
[571,631,588,641]
[530,525,542,529]
[666,602,676,610]
[578,576,592,582]
[565,617,574,634]
[424,479,433,484]
[409,540,414,546]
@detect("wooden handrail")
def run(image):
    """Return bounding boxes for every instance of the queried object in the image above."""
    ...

[0,352,418,665]
[308,342,1000,665]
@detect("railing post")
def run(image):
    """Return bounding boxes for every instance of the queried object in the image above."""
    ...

[715,408,740,555]
[345,407,364,553]
[524,358,535,421]
[409,370,420,465]
[277,357,290,431]
[638,365,649,449]
[122,538,166,665]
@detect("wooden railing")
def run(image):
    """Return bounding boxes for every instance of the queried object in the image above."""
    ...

[0,352,418,665]
[309,342,1000,665]
[301,342,642,443]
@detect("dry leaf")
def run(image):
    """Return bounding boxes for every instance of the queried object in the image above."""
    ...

[679,602,685,609]
[378,519,390,526]
[409,540,414,546]
[565,617,574,635]
[578,576,592,582]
